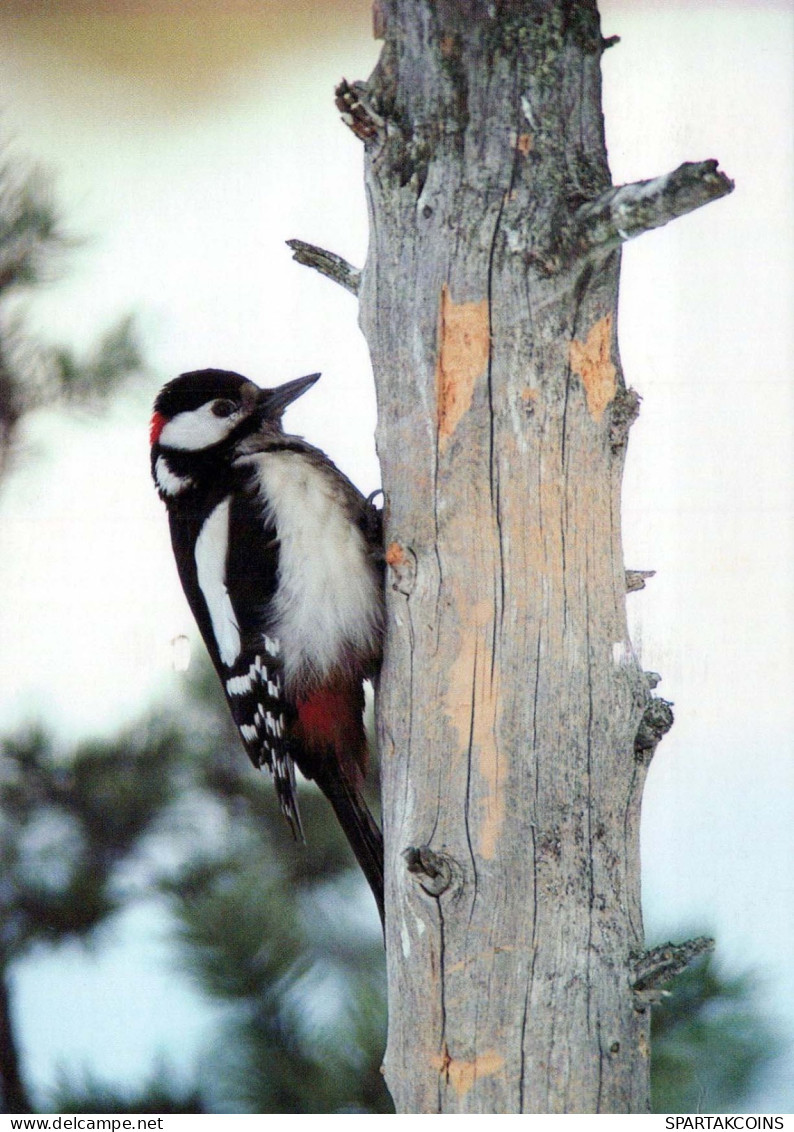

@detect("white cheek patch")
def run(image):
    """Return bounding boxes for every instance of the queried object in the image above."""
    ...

[159,402,244,451]
[155,456,194,496]
[194,497,241,666]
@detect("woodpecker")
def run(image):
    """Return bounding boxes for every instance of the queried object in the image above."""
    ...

[150,368,385,923]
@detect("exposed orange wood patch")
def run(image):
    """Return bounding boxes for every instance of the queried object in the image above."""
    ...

[385,541,407,567]
[517,132,532,155]
[569,313,617,421]
[432,1046,505,1098]
[445,599,504,859]
[436,282,490,449]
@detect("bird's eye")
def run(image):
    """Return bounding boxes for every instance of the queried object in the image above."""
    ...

[211,399,237,418]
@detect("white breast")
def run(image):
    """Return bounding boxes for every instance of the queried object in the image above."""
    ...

[241,451,382,692]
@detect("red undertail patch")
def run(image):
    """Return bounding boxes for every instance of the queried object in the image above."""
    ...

[295,685,368,779]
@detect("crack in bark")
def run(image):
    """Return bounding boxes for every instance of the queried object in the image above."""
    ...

[563,262,595,462]
[437,902,449,1113]
[609,467,620,611]
[485,141,516,693]
[526,821,540,1111]
[492,471,506,686]
[432,303,445,644]
[559,265,592,642]
[545,992,558,1105]
[595,1015,604,1111]
[623,760,643,942]
[532,626,542,801]
[560,352,572,473]
[403,593,418,831]
[428,778,442,847]
[561,496,570,639]
[463,636,481,925]
[518,983,529,1112]
[584,561,596,1032]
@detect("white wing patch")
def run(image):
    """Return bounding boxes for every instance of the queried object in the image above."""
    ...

[195,497,241,666]
[239,450,382,692]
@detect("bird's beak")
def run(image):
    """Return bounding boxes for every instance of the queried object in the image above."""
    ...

[259,372,321,417]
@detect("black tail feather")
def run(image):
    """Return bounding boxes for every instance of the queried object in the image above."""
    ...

[314,765,385,928]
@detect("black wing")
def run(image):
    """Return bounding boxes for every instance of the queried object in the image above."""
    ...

[220,481,304,835]
[168,479,302,835]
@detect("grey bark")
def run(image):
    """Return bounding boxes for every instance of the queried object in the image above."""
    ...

[295,0,731,1113]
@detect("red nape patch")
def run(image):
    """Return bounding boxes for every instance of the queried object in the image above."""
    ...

[296,685,367,777]
[149,411,167,446]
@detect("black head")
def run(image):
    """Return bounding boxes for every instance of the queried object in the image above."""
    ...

[150,368,320,453]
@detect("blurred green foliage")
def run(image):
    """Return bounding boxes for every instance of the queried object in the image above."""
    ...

[0,158,65,291]
[48,1069,204,1116]
[0,723,186,1112]
[651,955,780,1113]
[0,152,142,480]
[0,145,150,1113]
[1,722,182,952]
[1,662,391,1114]
[4,660,782,1114]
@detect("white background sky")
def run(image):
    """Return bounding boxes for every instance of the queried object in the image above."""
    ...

[0,0,792,1112]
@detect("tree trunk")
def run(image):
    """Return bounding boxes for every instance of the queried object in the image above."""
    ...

[0,970,31,1114]
[322,0,731,1114]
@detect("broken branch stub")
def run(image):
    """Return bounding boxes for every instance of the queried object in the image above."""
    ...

[564,160,734,264]
[286,238,361,296]
[631,937,716,1006]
